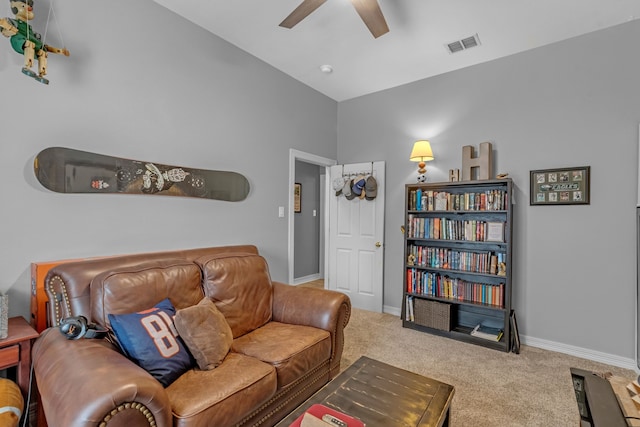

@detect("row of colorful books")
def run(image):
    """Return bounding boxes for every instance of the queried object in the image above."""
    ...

[408,189,508,212]
[406,216,505,242]
[407,245,506,276]
[406,268,505,308]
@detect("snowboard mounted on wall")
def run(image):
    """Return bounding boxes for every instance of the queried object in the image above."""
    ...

[34,147,250,202]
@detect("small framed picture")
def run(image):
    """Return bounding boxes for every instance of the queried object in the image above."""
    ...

[294,183,302,213]
[486,222,505,242]
[530,166,590,205]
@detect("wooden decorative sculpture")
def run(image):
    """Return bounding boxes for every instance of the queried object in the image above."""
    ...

[461,142,493,181]
[0,0,69,84]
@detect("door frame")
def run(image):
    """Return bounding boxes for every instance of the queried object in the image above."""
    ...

[288,149,337,285]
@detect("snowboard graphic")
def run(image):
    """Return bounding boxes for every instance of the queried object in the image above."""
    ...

[34,147,250,202]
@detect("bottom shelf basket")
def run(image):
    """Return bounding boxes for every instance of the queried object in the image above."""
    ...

[413,299,451,332]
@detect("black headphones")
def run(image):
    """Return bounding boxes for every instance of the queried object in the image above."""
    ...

[59,316,108,340]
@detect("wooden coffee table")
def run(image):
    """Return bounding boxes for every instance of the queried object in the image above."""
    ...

[276,356,454,427]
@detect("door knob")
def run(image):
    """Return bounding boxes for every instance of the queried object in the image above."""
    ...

[375,242,382,248]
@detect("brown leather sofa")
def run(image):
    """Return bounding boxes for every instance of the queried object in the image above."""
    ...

[32,245,351,427]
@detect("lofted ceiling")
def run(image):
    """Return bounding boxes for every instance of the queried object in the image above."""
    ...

[153,0,640,102]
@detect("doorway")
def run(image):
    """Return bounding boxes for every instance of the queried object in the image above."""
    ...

[288,149,337,286]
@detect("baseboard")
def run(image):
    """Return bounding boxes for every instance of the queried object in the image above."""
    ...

[293,274,321,286]
[383,305,637,371]
[384,305,401,316]
[522,335,637,371]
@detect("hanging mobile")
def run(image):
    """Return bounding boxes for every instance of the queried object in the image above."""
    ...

[0,0,69,84]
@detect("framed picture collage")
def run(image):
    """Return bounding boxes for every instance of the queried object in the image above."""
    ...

[529,166,590,205]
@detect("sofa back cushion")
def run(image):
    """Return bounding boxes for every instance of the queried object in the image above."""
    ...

[44,245,259,328]
[90,259,204,328]
[196,253,272,338]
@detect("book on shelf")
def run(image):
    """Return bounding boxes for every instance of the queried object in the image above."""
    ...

[434,192,448,210]
[470,323,504,341]
[404,295,414,321]
[289,404,365,427]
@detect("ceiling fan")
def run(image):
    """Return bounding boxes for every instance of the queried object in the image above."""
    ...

[279,0,389,39]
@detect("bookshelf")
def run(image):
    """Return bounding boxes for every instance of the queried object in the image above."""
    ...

[402,178,513,352]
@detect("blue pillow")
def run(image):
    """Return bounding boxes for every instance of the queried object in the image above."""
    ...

[108,298,194,386]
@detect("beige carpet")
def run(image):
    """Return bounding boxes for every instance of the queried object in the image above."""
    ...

[340,307,636,427]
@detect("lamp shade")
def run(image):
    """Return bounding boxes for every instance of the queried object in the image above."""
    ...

[410,140,434,162]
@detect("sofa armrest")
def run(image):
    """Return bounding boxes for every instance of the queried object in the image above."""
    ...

[33,328,172,427]
[272,282,351,377]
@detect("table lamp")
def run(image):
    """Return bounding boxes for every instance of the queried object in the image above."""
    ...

[410,140,434,181]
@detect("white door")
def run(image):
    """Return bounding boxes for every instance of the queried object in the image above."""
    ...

[327,161,385,312]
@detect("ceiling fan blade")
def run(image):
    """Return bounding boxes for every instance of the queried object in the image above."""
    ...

[280,0,328,29]
[350,0,389,38]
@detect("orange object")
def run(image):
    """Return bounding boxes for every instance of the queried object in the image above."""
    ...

[0,378,23,427]
[30,258,94,332]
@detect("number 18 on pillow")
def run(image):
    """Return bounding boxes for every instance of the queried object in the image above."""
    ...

[108,298,195,387]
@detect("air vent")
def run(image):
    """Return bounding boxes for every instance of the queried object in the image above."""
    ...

[446,33,481,54]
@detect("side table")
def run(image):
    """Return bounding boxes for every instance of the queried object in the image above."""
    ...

[0,317,40,412]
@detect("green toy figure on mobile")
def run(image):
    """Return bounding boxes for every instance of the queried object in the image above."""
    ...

[0,0,69,84]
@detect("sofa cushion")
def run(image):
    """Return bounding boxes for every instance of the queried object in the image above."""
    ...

[108,298,194,387]
[196,253,272,338]
[174,297,233,370]
[232,321,331,389]
[90,259,203,328]
[166,352,276,427]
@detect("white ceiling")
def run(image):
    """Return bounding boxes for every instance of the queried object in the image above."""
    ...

[153,0,640,102]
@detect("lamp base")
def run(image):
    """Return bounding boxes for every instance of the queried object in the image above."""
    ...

[417,161,426,174]
[417,162,427,182]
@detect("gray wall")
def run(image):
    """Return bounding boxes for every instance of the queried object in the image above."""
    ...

[294,161,321,279]
[338,20,640,362]
[0,0,337,319]
[2,0,638,364]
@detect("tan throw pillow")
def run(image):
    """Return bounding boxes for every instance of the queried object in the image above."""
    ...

[174,298,233,370]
